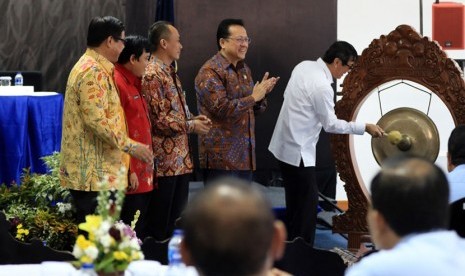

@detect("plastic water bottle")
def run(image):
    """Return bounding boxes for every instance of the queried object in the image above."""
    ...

[166,229,185,275]
[79,263,98,276]
[14,72,23,86]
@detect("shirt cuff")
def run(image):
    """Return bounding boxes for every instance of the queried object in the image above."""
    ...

[186,120,195,133]
[354,122,366,135]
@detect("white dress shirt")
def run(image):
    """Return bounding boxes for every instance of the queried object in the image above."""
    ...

[345,231,465,276]
[448,164,465,203]
[269,58,365,167]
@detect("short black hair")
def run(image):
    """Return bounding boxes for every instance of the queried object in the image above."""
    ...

[448,125,465,167]
[370,156,449,236]
[117,35,151,64]
[87,16,125,47]
[183,177,275,276]
[148,21,173,51]
[216,18,244,50]
[322,41,358,65]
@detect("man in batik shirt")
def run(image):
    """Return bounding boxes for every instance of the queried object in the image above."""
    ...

[142,21,211,241]
[60,16,153,224]
[115,35,155,240]
[195,18,279,183]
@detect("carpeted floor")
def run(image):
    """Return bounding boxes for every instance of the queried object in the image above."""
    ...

[188,181,348,250]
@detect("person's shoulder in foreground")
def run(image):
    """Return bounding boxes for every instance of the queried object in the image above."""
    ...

[346,155,465,276]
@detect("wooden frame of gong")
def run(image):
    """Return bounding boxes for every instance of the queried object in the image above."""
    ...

[331,25,465,251]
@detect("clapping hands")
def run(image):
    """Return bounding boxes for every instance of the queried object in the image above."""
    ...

[251,72,280,102]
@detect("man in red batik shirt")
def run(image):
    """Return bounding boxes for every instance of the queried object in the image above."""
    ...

[114,35,155,240]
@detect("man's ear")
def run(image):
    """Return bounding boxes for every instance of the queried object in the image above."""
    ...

[334,57,343,67]
[270,220,287,260]
[219,38,227,50]
[105,36,113,48]
[180,239,193,266]
[129,54,137,64]
[447,152,454,172]
[368,208,393,249]
[160,39,168,50]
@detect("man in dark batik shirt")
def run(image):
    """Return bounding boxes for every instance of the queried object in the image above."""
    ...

[195,18,279,183]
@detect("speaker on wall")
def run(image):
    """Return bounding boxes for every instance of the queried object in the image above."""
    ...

[432,1,465,49]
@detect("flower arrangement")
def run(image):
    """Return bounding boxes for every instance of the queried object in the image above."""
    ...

[72,169,144,273]
[1,153,77,250]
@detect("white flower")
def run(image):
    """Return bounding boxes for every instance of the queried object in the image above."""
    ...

[118,240,131,250]
[84,245,99,260]
[100,234,114,249]
[72,245,83,258]
[95,220,112,237]
[56,202,72,214]
[129,238,141,250]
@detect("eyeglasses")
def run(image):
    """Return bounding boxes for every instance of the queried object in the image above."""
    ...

[113,36,126,45]
[344,63,354,70]
[226,36,252,44]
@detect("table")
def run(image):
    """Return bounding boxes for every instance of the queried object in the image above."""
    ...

[0,91,63,186]
[0,261,199,275]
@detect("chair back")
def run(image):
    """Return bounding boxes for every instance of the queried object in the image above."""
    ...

[274,237,347,276]
[141,236,169,265]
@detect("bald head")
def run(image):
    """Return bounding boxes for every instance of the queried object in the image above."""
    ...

[371,156,449,236]
[182,178,276,276]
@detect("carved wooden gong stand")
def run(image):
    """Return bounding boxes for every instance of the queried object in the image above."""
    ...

[331,25,465,251]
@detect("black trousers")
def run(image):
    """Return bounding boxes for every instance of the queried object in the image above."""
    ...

[69,190,99,225]
[146,174,190,241]
[120,191,154,241]
[279,160,318,246]
[316,166,337,211]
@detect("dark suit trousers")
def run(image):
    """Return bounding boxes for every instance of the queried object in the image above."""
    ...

[279,160,318,246]
[69,190,99,225]
[120,191,154,241]
[146,174,190,241]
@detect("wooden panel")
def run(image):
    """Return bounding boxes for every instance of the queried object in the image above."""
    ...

[0,0,125,93]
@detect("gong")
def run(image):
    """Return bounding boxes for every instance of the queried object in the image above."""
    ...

[331,25,465,252]
[371,107,440,164]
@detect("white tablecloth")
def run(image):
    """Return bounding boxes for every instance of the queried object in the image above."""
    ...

[0,90,58,96]
[0,261,199,276]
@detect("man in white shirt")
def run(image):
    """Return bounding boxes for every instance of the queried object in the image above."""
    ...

[447,125,465,204]
[345,156,465,276]
[268,41,384,245]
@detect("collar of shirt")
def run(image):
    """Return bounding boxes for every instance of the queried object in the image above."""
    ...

[215,52,246,71]
[151,57,175,75]
[317,57,333,84]
[85,48,114,75]
[115,63,141,87]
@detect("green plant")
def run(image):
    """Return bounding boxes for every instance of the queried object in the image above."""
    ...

[1,152,77,250]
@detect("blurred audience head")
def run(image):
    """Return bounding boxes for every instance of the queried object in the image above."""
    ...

[368,156,449,249]
[447,125,465,172]
[181,178,286,276]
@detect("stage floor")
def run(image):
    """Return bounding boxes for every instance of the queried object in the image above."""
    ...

[188,181,347,250]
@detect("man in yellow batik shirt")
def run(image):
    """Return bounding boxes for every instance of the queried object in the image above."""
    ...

[60,16,153,224]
